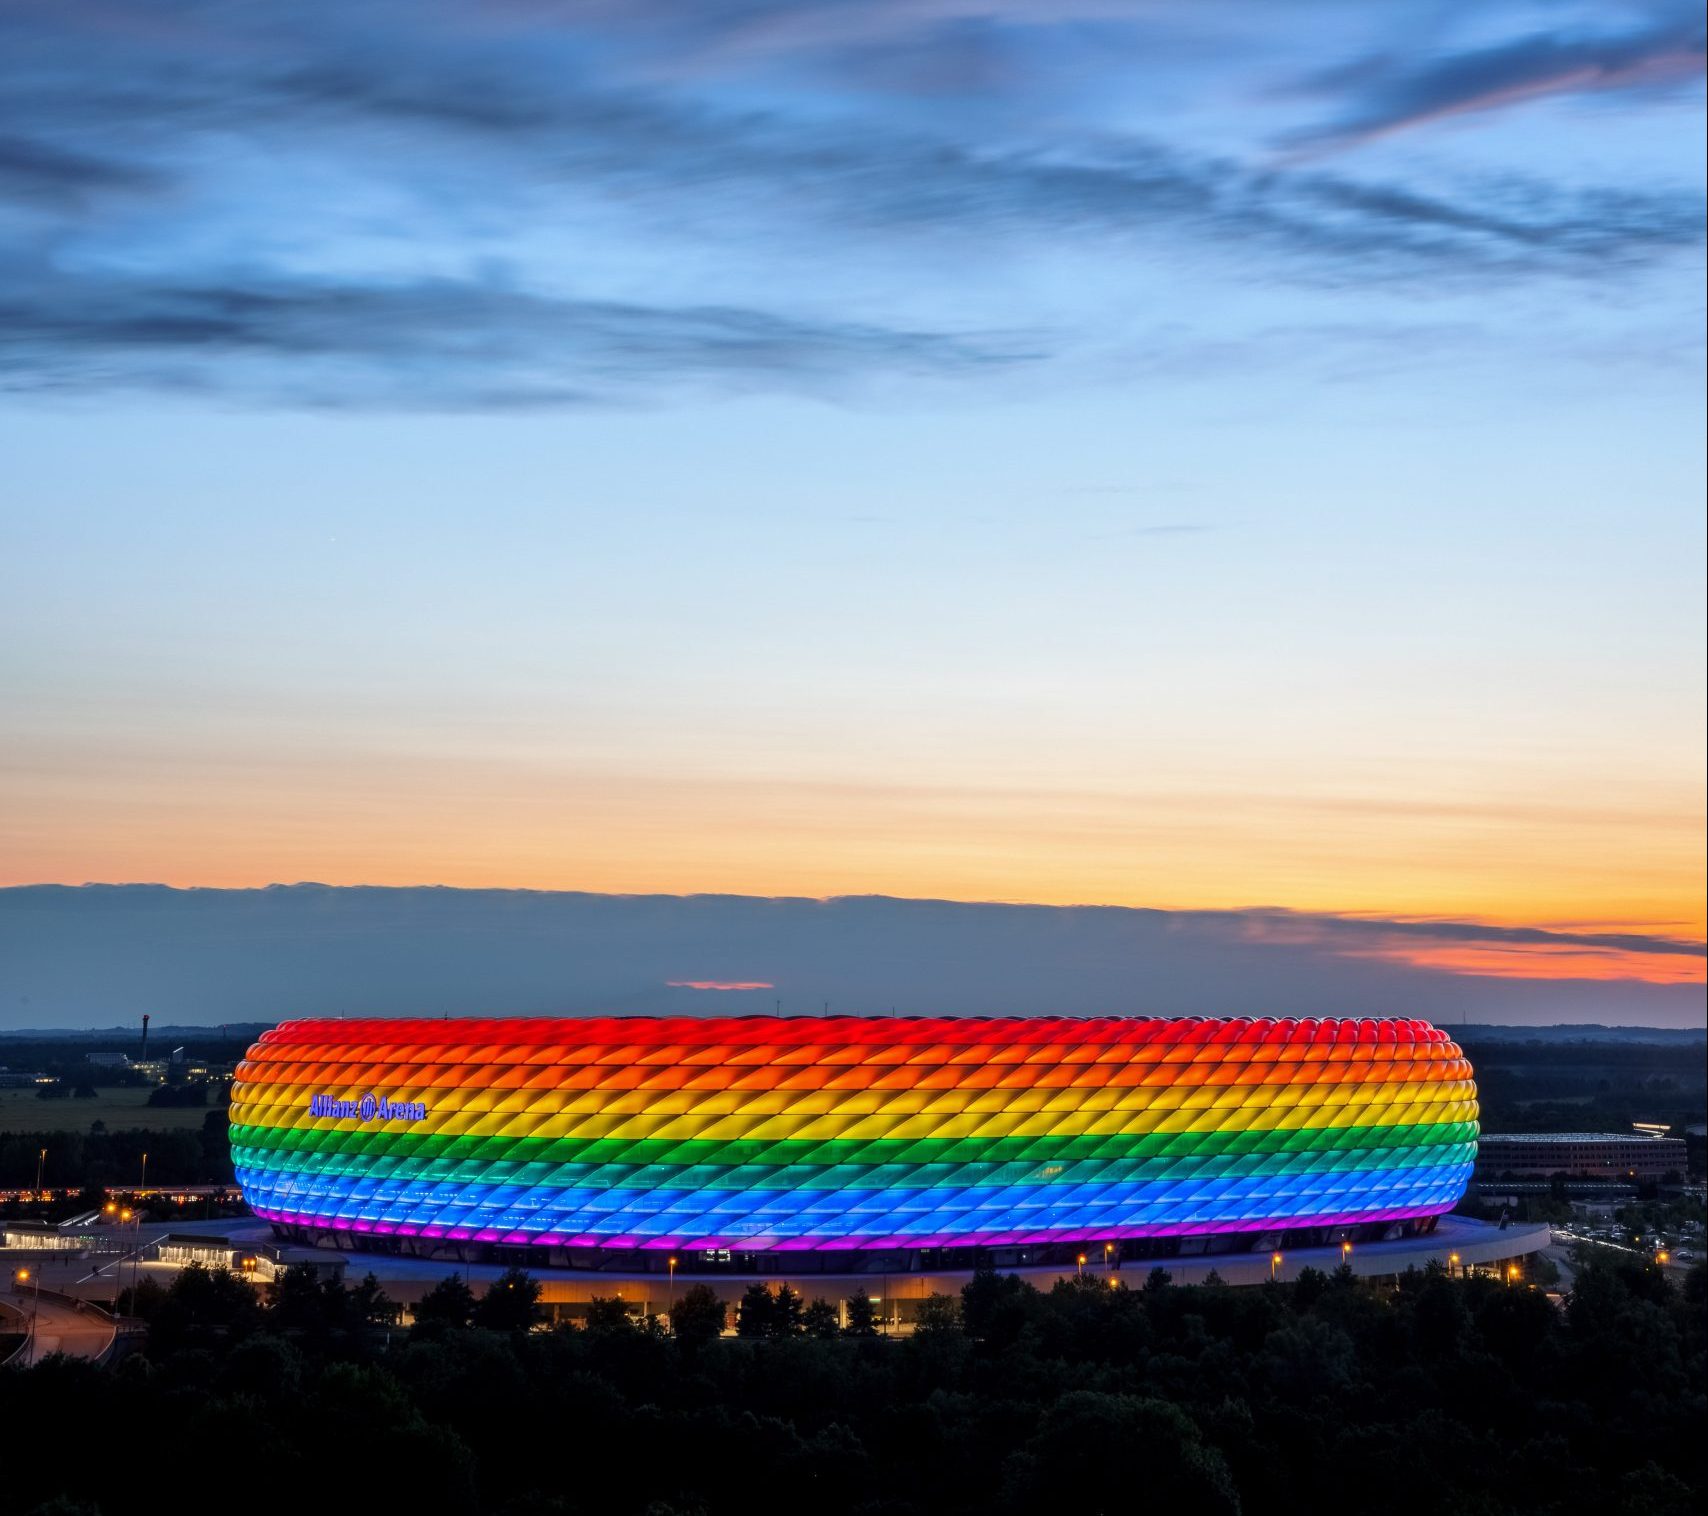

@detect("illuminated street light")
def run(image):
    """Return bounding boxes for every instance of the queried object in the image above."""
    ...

[1448,1252,1460,1277]
[1076,1253,1087,1278]
[668,1256,678,1311]
[1270,1252,1283,1282]
[12,1266,40,1364]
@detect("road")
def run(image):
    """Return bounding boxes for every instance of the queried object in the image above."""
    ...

[0,1288,119,1365]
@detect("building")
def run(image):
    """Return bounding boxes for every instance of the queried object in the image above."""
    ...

[1477,1132,1688,1183]
[0,1067,56,1089]
[155,1232,344,1282]
[231,1015,1479,1272]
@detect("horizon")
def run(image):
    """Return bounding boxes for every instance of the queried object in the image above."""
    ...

[2,883,1701,1030]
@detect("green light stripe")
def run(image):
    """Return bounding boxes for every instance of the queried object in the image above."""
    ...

[229,1118,1477,1188]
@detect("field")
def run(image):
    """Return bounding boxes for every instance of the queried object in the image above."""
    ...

[0,1087,217,1135]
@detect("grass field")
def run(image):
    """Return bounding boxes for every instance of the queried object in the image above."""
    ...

[0,1087,219,1134]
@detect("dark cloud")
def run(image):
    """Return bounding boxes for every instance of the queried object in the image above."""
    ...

[0,271,1028,405]
[1286,9,1707,152]
[0,134,163,207]
[1231,908,1705,961]
[0,1,1700,404]
[0,886,1700,1029]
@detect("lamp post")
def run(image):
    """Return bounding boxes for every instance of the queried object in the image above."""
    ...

[13,1266,38,1365]
[35,1147,46,1195]
[1103,1241,1114,1272]
[119,1207,135,1309]
[668,1256,677,1312]
[139,1150,148,1196]
[1076,1253,1086,1279]
[1340,1239,1353,1268]
[1448,1252,1460,1278]
[1270,1251,1283,1282]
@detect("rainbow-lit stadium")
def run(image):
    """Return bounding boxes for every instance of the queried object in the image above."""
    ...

[231,1015,1478,1270]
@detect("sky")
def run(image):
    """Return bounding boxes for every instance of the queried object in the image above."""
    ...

[1,1,1703,1018]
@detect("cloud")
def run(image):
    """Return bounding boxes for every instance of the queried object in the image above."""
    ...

[0,886,1700,1029]
[0,134,163,208]
[0,1,1700,405]
[1228,909,1706,986]
[0,271,1029,405]
[667,980,777,991]
[1286,9,1707,153]
[1232,908,1705,961]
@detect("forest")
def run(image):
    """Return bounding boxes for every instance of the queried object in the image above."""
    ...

[3,1253,1702,1516]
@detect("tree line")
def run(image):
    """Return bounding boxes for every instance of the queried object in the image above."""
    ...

[2,1249,1701,1516]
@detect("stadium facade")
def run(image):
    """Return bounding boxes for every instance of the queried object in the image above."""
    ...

[231,1015,1478,1272]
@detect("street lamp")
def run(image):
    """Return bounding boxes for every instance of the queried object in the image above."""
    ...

[35,1147,46,1194]
[1270,1251,1283,1282]
[1506,1264,1519,1287]
[1448,1252,1460,1277]
[1340,1240,1352,1266]
[1076,1253,1087,1278]
[119,1207,135,1307]
[668,1256,677,1310]
[1103,1241,1114,1269]
[12,1267,39,1365]
[140,1150,149,1195]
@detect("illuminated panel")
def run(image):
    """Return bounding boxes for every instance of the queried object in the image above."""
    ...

[229,1016,1478,1251]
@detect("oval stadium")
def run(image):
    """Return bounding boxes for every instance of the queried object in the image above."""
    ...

[230,1014,1479,1269]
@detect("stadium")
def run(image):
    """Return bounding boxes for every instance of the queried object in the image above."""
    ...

[230,1014,1482,1280]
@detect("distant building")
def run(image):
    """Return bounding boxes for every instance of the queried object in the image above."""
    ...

[0,1068,55,1088]
[1478,1132,1688,1182]
[85,1052,131,1068]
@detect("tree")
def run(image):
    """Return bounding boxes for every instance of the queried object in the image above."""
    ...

[584,1295,633,1333]
[735,1281,775,1337]
[914,1292,960,1335]
[1143,1266,1173,1293]
[843,1292,880,1337]
[411,1273,476,1333]
[802,1297,840,1338]
[669,1283,727,1348]
[1292,1265,1329,1309]
[144,1262,264,1356]
[1007,1391,1239,1515]
[770,1282,806,1337]
[349,1271,401,1326]
[471,1267,542,1332]
[265,1262,329,1334]
[961,1264,1038,1346]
